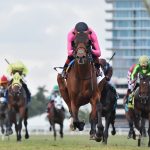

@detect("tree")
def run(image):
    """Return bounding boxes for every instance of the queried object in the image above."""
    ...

[28,86,49,117]
[143,0,150,13]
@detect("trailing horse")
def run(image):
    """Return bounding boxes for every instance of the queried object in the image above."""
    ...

[133,74,150,147]
[57,32,105,141]
[47,100,65,140]
[0,98,12,137]
[7,72,29,141]
[100,83,117,144]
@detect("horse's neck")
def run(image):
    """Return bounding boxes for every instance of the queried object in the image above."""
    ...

[74,61,94,78]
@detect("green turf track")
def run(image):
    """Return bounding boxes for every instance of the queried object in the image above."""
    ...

[0,135,149,150]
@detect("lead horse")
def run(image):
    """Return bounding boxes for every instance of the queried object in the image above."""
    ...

[57,32,105,141]
[7,72,29,141]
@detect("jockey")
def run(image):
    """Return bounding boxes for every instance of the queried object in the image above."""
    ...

[47,85,64,112]
[99,58,119,100]
[123,64,136,104]
[0,75,9,103]
[0,75,13,136]
[7,61,31,103]
[131,55,150,80]
[62,22,101,78]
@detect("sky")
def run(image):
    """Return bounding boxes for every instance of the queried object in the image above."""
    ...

[0,0,112,95]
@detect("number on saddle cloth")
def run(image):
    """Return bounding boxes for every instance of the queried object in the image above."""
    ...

[54,95,63,110]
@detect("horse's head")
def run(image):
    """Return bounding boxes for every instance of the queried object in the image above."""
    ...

[10,72,23,96]
[138,74,150,103]
[73,32,91,64]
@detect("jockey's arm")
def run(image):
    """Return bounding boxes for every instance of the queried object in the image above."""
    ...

[105,65,113,81]
[67,29,75,56]
[131,64,139,80]
[89,28,101,57]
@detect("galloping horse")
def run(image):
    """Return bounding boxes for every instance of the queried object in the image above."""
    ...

[133,74,150,147]
[57,32,105,141]
[47,98,65,140]
[100,83,117,144]
[0,98,12,136]
[7,72,29,141]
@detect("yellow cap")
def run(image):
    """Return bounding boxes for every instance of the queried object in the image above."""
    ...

[139,55,149,66]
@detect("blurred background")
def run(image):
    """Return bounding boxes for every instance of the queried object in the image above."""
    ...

[0,0,150,134]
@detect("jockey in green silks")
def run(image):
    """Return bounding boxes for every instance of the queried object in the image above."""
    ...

[128,55,150,108]
[7,61,31,103]
[131,55,150,80]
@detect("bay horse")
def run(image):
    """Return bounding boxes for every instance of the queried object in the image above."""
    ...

[133,74,150,147]
[7,72,29,141]
[47,98,65,140]
[100,83,117,144]
[57,32,105,141]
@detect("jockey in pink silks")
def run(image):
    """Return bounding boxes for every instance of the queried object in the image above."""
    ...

[62,22,101,78]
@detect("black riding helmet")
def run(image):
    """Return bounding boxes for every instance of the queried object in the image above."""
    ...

[75,22,88,32]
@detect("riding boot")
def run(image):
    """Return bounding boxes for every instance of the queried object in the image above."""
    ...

[22,82,31,103]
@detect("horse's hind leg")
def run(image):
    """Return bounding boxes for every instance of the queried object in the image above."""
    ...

[110,111,116,135]
[24,108,29,139]
[128,122,136,140]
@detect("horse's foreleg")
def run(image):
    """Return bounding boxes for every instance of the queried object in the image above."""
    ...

[110,110,116,135]
[95,101,103,142]
[59,123,63,138]
[141,118,147,137]
[148,113,150,147]
[57,74,72,115]
[71,101,84,131]
[24,108,29,139]
[103,115,111,144]
[52,123,56,141]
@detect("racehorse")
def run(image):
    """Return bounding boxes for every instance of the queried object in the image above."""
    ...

[125,107,147,140]
[47,100,65,140]
[133,74,150,147]
[0,98,12,137]
[100,83,117,144]
[7,72,29,141]
[57,32,105,141]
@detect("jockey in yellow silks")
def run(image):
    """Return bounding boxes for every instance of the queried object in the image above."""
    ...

[7,61,31,103]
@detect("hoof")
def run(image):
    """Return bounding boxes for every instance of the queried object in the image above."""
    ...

[25,134,29,139]
[78,122,85,131]
[111,130,116,135]
[70,124,76,131]
[5,129,13,136]
[89,134,96,140]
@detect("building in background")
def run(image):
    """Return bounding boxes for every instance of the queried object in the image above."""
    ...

[106,0,150,78]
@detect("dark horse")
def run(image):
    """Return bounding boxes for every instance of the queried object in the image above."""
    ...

[0,98,12,136]
[133,74,150,147]
[7,72,29,141]
[47,100,65,140]
[100,83,117,144]
[57,32,105,141]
